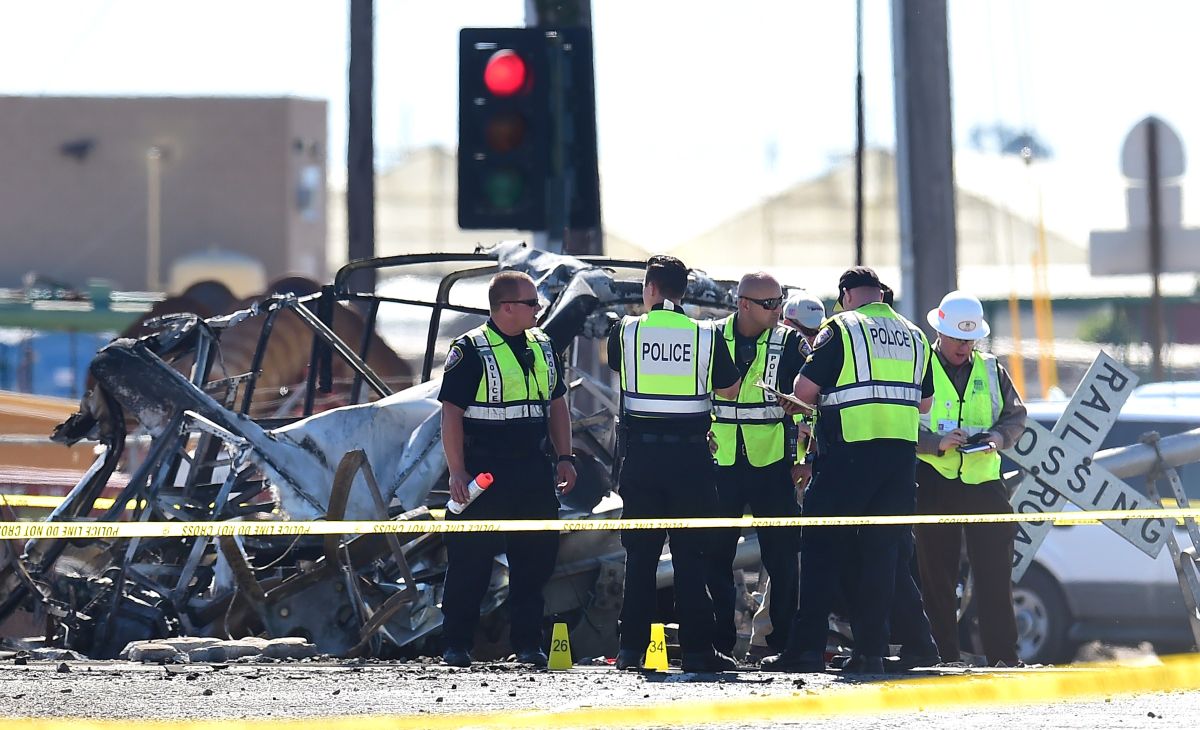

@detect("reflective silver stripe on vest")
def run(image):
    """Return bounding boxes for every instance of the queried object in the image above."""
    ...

[533,331,558,395]
[819,382,922,408]
[983,353,1001,423]
[694,320,715,395]
[621,392,712,417]
[621,316,640,392]
[910,325,926,386]
[841,312,872,383]
[761,325,787,391]
[463,403,547,421]
[713,402,787,423]
[470,331,504,404]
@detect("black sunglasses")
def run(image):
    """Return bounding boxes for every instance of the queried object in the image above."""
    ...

[739,295,783,310]
[501,298,542,308]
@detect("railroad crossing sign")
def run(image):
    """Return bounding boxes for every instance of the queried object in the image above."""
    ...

[1003,351,1169,581]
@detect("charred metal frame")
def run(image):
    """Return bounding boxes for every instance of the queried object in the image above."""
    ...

[0,243,748,659]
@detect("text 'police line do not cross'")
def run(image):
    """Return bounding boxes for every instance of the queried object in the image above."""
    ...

[1002,352,1168,581]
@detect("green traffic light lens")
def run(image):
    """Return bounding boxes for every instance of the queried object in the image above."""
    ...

[483,170,524,210]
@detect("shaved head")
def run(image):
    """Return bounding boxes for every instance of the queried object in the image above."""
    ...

[734,271,784,336]
[737,272,781,298]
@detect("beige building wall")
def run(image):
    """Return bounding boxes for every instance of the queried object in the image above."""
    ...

[328,147,514,270]
[0,96,327,293]
[670,149,1085,272]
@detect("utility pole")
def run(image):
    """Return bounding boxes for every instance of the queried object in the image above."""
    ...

[525,0,603,256]
[347,0,376,299]
[853,0,866,266]
[891,0,957,325]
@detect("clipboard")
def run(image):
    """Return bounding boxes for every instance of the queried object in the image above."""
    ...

[754,379,817,414]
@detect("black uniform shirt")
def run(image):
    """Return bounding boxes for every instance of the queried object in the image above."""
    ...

[606,302,740,435]
[438,319,567,452]
[799,316,935,448]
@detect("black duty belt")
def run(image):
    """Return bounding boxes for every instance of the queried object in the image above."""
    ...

[629,432,707,445]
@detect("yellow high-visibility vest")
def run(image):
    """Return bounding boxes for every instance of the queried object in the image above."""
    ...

[918,351,1003,484]
[463,324,556,424]
[619,305,715,419]
[711,314,788,466]
[819,302,928,443]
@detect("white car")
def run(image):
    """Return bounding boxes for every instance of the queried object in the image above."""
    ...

[982,385,1200,664]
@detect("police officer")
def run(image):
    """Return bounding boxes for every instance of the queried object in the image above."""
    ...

[438,271,577,668]
[746,288,826,656]
[704,272,806,660]
[915,290,1026,666]
[608,255,742,673]
[782,289,827,350]
[762,266,934,674]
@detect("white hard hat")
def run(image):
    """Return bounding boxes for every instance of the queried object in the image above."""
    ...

[927,290,990,340]
[783,290,826,330]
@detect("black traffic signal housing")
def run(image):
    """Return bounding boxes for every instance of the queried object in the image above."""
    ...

[458,28,550,230]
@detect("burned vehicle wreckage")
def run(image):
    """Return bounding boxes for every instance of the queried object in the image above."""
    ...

[0,242,765,660]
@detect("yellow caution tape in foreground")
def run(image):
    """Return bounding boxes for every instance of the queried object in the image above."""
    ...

[0,494,448,520]
[2,654,1200,729]
[0,507,1196,540]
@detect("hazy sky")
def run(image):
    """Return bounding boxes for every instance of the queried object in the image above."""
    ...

[3,0,1198,248]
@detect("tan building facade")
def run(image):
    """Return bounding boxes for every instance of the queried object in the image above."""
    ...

[670,149,1086,272]
[0,96,327,293]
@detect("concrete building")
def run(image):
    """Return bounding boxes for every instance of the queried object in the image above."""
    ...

[0,96,328,293]
[669,148,1087,273]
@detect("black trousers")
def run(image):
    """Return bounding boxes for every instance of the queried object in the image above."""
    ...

[914,462,1019,665]
[787,441,917,658]
[618,438,720,655]
[839,529,938,657]
[706,458,800,654]
[882,530,939,657]
[441,451,560,653]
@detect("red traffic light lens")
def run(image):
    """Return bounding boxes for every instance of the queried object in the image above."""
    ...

[484,49,527,97]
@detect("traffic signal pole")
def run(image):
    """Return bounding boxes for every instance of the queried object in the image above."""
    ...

[526,0,603,256]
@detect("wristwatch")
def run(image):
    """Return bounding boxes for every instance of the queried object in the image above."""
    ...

[557,454,577,465]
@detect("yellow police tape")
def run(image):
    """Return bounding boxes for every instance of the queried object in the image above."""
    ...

[2,653,1199,728]
[0,507,1194,540]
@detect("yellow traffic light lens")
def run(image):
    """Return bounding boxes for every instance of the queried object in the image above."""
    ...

[484,111,527,153]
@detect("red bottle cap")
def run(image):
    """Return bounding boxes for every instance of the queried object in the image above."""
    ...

[475,473,494,490]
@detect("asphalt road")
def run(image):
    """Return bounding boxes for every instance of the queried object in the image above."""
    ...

[0,659,1198,729]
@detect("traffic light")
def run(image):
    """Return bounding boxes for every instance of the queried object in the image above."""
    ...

[458,28,550,230]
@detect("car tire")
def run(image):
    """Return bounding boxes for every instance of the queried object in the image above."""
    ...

[1013,566,1075,665]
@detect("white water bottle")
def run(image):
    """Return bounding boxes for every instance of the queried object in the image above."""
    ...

[446,472,494,514]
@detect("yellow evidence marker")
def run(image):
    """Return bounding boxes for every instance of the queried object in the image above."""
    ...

[643,623,669,671]
[548,622,573,670]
